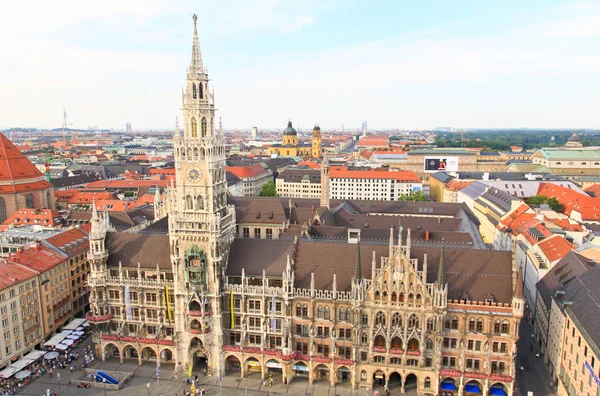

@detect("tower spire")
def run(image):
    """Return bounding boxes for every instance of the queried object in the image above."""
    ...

[353,239,362,283]
[437,239,445,287]
[189,14,205,74]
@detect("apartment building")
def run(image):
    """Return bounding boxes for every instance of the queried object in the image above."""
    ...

[329,166,422,201]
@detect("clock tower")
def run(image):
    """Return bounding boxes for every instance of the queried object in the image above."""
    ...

[167,14,236,373]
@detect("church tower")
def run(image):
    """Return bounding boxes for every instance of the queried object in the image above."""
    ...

[311,125,322,158]
[167,14,236,373]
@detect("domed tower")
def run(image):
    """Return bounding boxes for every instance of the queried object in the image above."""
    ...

[282,120,297,146]
[311,125,322,158]
[565,132,582,148]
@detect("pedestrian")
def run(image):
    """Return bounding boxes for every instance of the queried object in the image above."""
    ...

[70,366,73,373]
[530,344,533,351]
[520,366,524,374]
[187,377,191,385]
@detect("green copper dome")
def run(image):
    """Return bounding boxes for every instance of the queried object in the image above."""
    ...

[283,120,297,136]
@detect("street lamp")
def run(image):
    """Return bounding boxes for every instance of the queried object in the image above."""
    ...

[147,382,151,396]
[57,372,61,393]
[102,377,107,396]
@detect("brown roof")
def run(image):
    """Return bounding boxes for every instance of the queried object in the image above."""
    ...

[227,238,295,277]
[105,232,171,269]
[236,199,288,225]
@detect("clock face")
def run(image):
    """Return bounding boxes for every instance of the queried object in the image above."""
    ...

[186,167,201,183]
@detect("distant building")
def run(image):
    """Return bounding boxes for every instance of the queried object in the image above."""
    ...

[268,122,322,158]
[329,166,422,201]
[126,123,132,132]
[531,146,600,177]
[251,126,258,140]
[226,171,244,197]
[226,163,272,196]
[276,168,321,199]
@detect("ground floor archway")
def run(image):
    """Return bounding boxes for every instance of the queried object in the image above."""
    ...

[314,364,330,382]
[192,350,208,372]
[225,355,241,373]
[389,372,402,390]
[140,346,157,362]
[405,373,418,392]
[122,344,138,360]
[104,343,119,359]
[464,380,483,395]
[489,383,508,396]
[336,366,351,383]
[372,370,385,388]
[441,377,457,394]
[160,348,175,363]
[244,357,261,377]
[291,362,309,382]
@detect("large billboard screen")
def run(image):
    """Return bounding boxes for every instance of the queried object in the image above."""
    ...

[424,156,459,172]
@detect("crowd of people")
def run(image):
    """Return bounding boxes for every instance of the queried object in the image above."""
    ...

[0,327,91,395]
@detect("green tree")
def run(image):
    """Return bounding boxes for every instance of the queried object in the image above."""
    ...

[259,181,278,197]
[398,190,428,201]
[525,195,563,212]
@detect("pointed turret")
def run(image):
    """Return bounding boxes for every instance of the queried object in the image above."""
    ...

[175,116,181,137]
[437,239,445,287]
[353,239,362,283]
[514,269,524,299]
[189,14,205,75]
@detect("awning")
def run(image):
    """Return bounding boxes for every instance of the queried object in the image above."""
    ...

[374,373,384,379]
[60,330,73,335]
[293,365,308,373]
[489,387,506,396]
[247,361,261,367]
[14,370,31,380]
[44,352,60,360]
[465,384,482,394]
[44,333,67,347]
[0,367,17,378]
[441,382,457,391]
[266,361,282,369]
[67,334,80,340]
[56,344,69,350]
[62,339,74,346]
[22,350,45,361]
[9,358,35,371]
[337,367,351,373]
[63,318,86,331]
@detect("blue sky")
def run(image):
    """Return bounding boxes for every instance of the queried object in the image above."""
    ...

[1,0,599,130]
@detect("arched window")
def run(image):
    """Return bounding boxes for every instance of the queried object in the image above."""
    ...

[302,304,308,317]
[409,314,419,329]
[191,118,198,138]
[0,197,6,223]
[374,291,380,301]
[361,313,368,325]
[201,117,207,137]
[196,196,203,210]
[556,162,561,165]
[317,306,324,319]
[415,294,422,305]
[427,318,434,331]
[345,308,351,322]
[391,312,401,327]
[469,318,476,331]
[581,162,587,165]
[296,305,302,317]
[494,320,501,334]
[451,316,459,330]
[185,195,193,210]
[444,316,451,329]
[501,320,510,334]
[391,337,402,349]
[192,83,197,99]
[25,193,34,209]
[338,307,344,321]
[424,377,431,389]
[426,338,433,350]
[361,332,368,344]
[568,162,574,165]
[407,338,419,351]
[382,291,388,301]
[375,311,386,326]
[198,82,203,99]
[398,293,404,303]
[324,306,330,320]
[391,292,397,302]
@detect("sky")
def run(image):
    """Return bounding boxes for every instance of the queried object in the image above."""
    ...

[1,0,599,131]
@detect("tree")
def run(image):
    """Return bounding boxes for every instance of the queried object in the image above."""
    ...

[525,195,563,212]
[398,190,428,202]
[259,181,278,197]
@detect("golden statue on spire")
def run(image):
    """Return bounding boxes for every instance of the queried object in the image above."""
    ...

[193,14,198,26]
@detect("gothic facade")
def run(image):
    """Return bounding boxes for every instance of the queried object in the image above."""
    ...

[85,16,523,396]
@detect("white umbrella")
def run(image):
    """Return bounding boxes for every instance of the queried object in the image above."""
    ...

[82,322,90,327]
[67,335,80,340]
[56,344,68,350]
[62,339,74,346]
[14,370,31,380]
[74,331,85,336]
[76,327,84,331]
[44,352,60,360]
[60,330,73,335]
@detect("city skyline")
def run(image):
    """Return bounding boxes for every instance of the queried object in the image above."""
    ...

[1,0,599,130]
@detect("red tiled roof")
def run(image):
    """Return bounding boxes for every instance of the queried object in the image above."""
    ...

[84,179,171,189]
[0,132,47,182]
[538,183,600,221]
[330,166,421,182]
[359,149,374,159]
[445,180,474,192]
[2,208,62,226]
[226,164,268,179]
[9,243,66,273]
[45,227,89,257]
[298,161,320,169]
[55,190,117,204]
[537,234,572,262]
[584,184,600,198]
[150,168,176,175]
[0,259,39,289]
[357,135,390,147]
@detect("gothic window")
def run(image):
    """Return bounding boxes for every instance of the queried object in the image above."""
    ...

[196,196,204,210]
[345,308,351,322]
[191,118,198,138]
[317,306,324,319]
[477,318,484,332]
[375,311,386,326]
[361,332,368,344]
[494,320,501,334]
[426,338,433,350]
[391,292,397,302]
[296,305,302,317]
[192,83,197,99]
[361,313,368,325]
[424,377,431,389]
[193,147,198,159]
[302,304,308,317]
[201,117,207,137]
[451,316,459,330]
[382,291,388,301]
[501,320,510,334]
[374,291,380,301]
[415,294,422,305]
[198,82,203,99]
[407,338,419,351]
[324,306,330,320]
[0,197,6,223]
[398,293,404,303]
[408,314,419,329]
[374,335,386,348]
[186,195,193,210]
[444,316,451,329]
[469,318,476,331]
[391,312,401,327]
[338,307,344,321]
[426,318,434,331]
[391,336,402,349]
[25,193,34,209]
